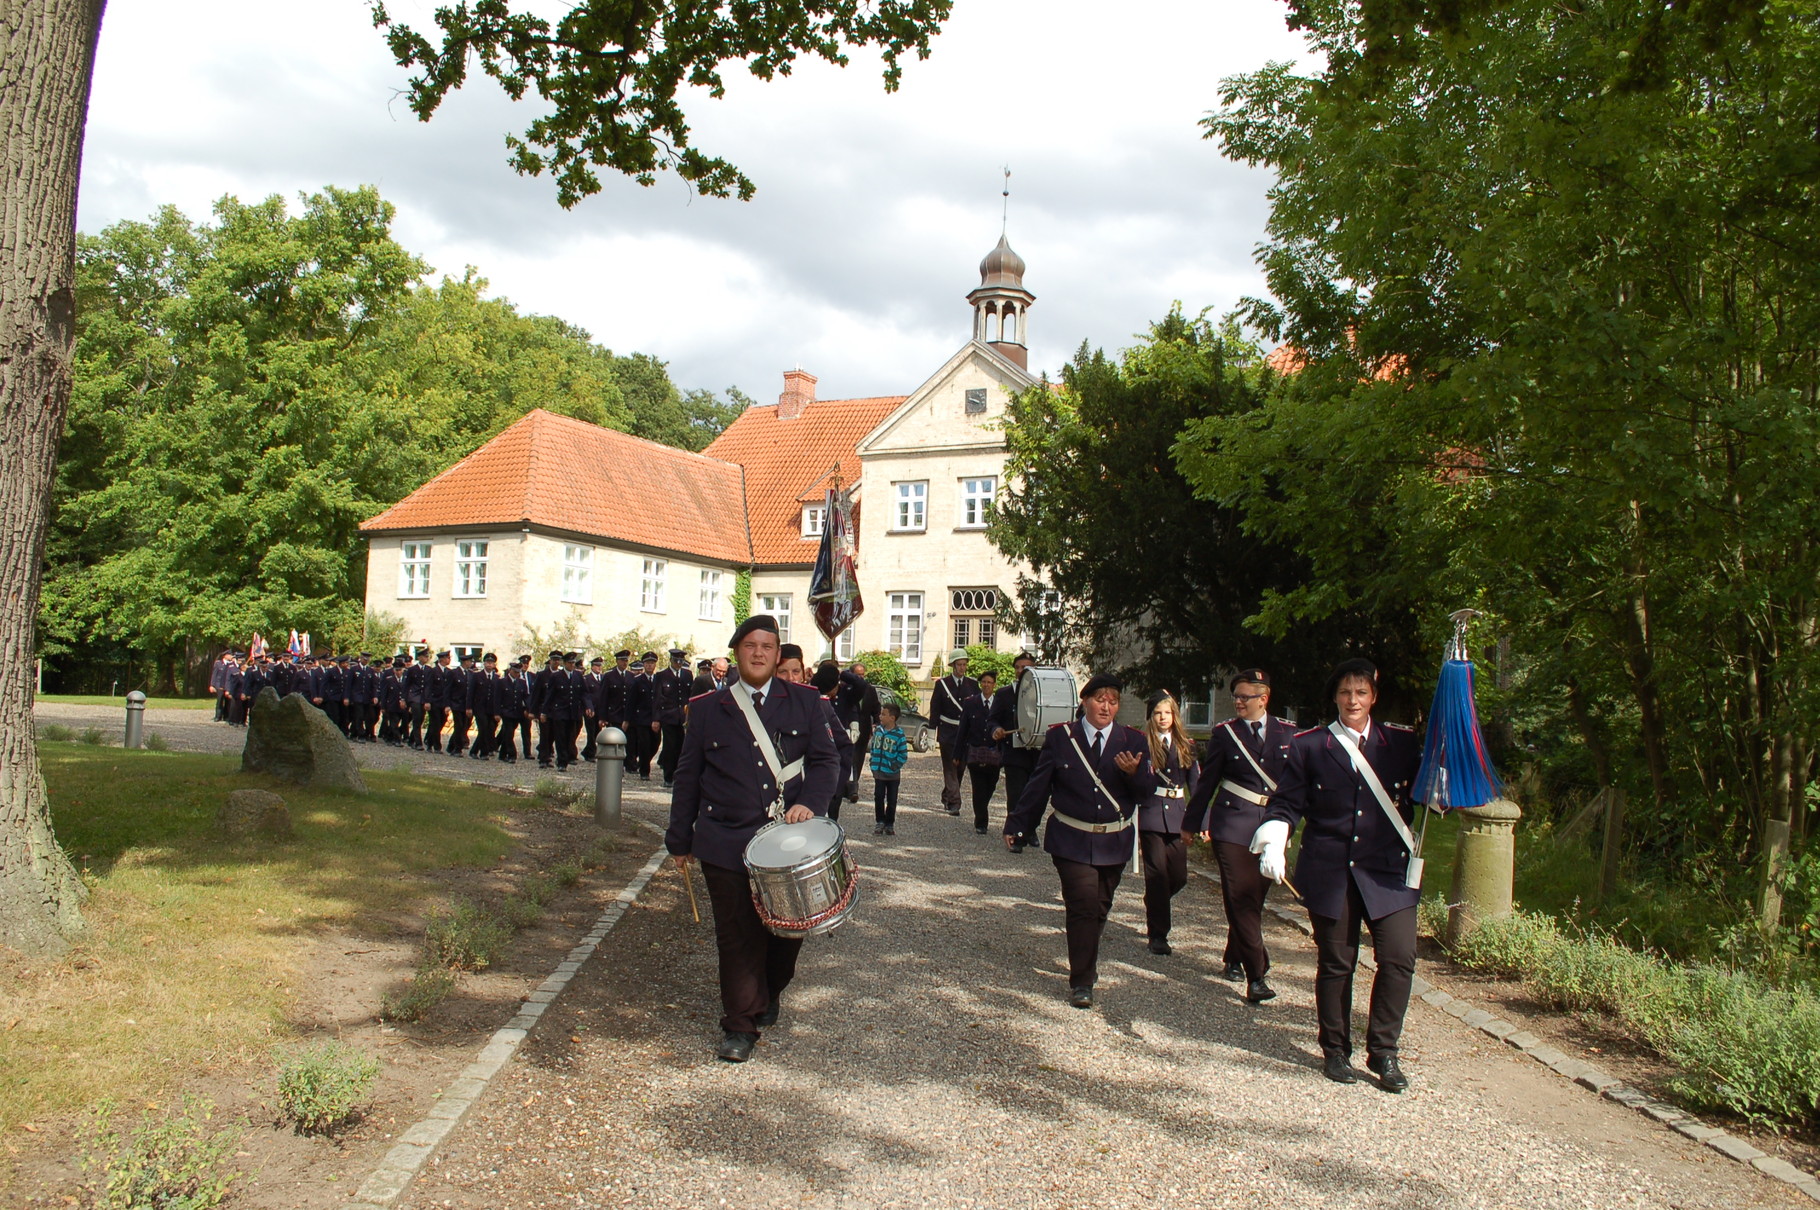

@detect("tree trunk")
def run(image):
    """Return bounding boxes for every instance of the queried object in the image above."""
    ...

[1758,731,1795,933]
[0,0,107,954]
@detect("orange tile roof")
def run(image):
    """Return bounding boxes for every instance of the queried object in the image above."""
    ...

[705,396,906,566]
[360,409,752,564]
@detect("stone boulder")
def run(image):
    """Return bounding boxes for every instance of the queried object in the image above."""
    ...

[217,788,293,839]
[241,688,368,793]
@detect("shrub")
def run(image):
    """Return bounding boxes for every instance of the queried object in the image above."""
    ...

[380,965,457,1023]
[80,726,107,746]
[532,778,585,807]
[520,874,556,906]
[143,732,171,752]
[580,838,616,871]
[276,1042,381,1135]
[422,899,510,971]
[79,1095,238,1210]
[39,723,74,742]
[550,861,583,889]
[856,650,918,713]
[501,895,545,930]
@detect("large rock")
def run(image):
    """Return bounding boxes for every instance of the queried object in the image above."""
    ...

[241,688,368,793]
[217,788,293,839]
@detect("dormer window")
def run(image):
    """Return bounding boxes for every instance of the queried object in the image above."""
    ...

[802,505,826,538]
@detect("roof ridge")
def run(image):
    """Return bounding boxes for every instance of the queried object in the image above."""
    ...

[525,406,742,469]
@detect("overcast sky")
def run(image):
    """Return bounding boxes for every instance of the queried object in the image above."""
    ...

[79,1,1313,401]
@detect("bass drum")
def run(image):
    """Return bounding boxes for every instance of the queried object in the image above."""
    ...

[1016,666,1077,748]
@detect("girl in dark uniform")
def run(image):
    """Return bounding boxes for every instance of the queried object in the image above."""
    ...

[1138,692,1197,955]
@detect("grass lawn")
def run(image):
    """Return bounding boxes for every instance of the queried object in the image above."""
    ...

[36,694,214,710]
[0,745,519,1133]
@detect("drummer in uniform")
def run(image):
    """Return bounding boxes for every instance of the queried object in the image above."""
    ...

[666,615,840,1063]
[1003,673,1155,1009]
[991,651,1040,851]
[1252,657,1423,1092]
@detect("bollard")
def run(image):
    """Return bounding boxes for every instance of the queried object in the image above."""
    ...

[123,690,147,750]
[595,725,627,827]
[1446,796,1523,947]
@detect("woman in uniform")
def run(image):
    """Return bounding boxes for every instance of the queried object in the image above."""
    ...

[1137,692,1197,955]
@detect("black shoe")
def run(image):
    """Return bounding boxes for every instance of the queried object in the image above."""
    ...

[975,825,988,835]
[1148,938,1171,956]
[1221,962,1245,982]
[1010,840,1026,853]
[1068,987,1093,1009]
[874,823,886,834]
[716,1031,757,1062]
[946,807,961,815]
[755,999,780,1028]
[1323,1053,1359,1084]
[884,825,895,835]
[1367,1053,1409,1093]
[1246,979,1277,1003]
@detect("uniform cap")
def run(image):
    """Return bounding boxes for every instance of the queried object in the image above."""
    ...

[1229,667,1271,691]
[437,650,450,659]
[1013,650,1038,665]
[641,651,659,661]
[564,651,581,662]
[548,650,564,662]
[947,649,970,664]
[728,615,780,648]
[590,657,605,667]
[696,659,712,670]
[668,647,687,658]
[1080,673,1124,699]
[483,653,498,663]
[615,649,632,659]
[811,664,840,693]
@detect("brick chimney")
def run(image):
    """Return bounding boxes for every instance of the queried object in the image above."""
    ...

[777,368,817,420]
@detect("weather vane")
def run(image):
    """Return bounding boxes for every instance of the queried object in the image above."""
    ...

[1001,166,1011,234]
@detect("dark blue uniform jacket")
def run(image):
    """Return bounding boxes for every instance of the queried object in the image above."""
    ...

[1185,716,1297,846]
[1004,720,1156,866]
[1263,721,1422,920]
[665,680,840,870]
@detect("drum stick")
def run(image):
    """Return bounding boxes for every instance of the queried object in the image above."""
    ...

[678,860,701,924]
[1280,875,1304,903]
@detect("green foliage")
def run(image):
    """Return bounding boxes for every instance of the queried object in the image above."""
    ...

[422,899,511,971]
[79,727,106,746]
[550,861,583,889]
[1450,910,1820,1127]
[856,650,917,714]
[370,0,953,207]
[79,1095,239,1210]
[39,724,74,742]
[520,874,557,906]
[962,643,1015,688]
[501,894,545,930]
[275,1041,381,1135]
[1199,0,1820,879]
[731,569,753,626]
[379,965,457,1023]
[142,733,170,753]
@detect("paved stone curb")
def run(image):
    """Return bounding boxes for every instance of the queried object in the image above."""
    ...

[1188,865,1820,1203]
[343,841,671,1210]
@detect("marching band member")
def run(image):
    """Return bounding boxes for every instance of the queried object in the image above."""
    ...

[1185,668,1294,1003]
[960,670,1002,835]
[1003,673,1155,1009]
[1252,658,1422,1092]
[1137,691,1198,956]
[932,651,980,816]
[666,616,840,1063]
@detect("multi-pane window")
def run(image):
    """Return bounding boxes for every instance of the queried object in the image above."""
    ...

[641,558,667,612]
[759,594,792,642]
[978,618,997,648]
[893,482,927,531]
[454,540,488,598]
[887,592,923,662]
[953,618,971,648]
[399,541,431,598]
[959,476,997,527]
[453,644,484,663]
[699,569,723,621]
[801,506,825,538]
[561,544,593,604]
[837,627,856,661]
[1183,690,1214,729]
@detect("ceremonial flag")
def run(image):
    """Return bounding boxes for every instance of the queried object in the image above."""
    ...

[808,485,863,642]
[1413,611,1502,810]
[288,630,301,656]
[300,632,312,656]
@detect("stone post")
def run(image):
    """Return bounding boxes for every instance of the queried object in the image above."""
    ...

[1446,797,1523,947]
[123,690,147,749]
[595,725,627,828]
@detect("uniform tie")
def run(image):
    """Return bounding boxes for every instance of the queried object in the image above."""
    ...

[1252,720,1265,743]
[752,689,764,712]
[1091,731,1104,760]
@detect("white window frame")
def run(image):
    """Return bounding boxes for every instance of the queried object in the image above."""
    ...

[453,644,484,663]
[699,568,724,621]
[399,541,432,598]
[801,505,826,538]
[837,627,856,661]
[887,592,924,663]
[759,593,792,643]
[561,543,593,604]
[453,539,489,598]
[641,558,667,613]
[958,476,997,529]
[892,481,928,532]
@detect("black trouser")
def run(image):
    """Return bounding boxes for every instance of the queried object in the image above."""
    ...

[658,722,686,781]
[1004,760,1035,837]
[316,699,342,731]
[937,739,964,810]
[537,716,581,766]
[425,705,448,752]
[228,695,248,726]
[827,750,851,822]
[491,716,518,761]
[582,716,601,760]
[515,716,535,758]
[449,710,471,755]
[342,700,361,738]
[214,691,229,721]
[1052,856,1125,990]
[1214,840,1273,979]
[537,717,559,764]
[408,702,426,747]
[700,859,804,1036]
[874,777,900,824]
[1311,878,1417,1060]
[1139,830,1188,942]
[848,739,865,801]
[968,763,1001,829]
[632,724,657,774]
[472,712,498,757]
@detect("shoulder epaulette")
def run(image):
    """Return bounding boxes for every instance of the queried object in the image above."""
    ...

[1294,726,1323,738]
[1272,715,1292,726]
[1384,721,1415,732]
[1046,720,1068,730]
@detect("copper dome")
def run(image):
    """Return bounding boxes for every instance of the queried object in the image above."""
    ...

[978,234,1026,289]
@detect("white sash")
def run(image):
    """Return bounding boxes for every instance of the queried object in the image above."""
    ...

[1327,722,1422,888]
[1224,719,1279,792]
[1067,728,1140,865]
[732,685,805,814]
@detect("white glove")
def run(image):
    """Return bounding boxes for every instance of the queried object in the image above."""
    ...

[1250,819,1290,884]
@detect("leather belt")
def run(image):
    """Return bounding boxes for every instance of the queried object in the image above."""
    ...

[1153,787,1185,799]
[1050,811,1134,834]
[1219,779,1269,806]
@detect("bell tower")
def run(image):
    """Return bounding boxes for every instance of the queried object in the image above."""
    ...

[967,234,1034,370]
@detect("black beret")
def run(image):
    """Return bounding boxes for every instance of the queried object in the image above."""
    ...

[778,643,805,663]
[729,614,780,648]
[1080,673,1124,699]
[615,649,632,658]
[1229,667,1271,691]
[810,664,840,693]
[1145,689,1176,715]
[1325,657,1380,701]
[1013,650,1038,663]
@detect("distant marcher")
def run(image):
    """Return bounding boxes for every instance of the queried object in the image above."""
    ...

[992,651,1040,851]
[931,651,980,815]
[960,670,1002,835]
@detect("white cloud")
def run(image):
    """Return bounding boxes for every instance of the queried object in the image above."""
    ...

[79,0,1312,399]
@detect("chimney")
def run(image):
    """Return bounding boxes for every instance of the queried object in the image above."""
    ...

[777,368,817,421]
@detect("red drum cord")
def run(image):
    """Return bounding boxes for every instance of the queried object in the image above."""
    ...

[752,865,859,935]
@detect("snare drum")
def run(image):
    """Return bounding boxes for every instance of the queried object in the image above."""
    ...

[1016,666,1078,748]
[743,817,859,938]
